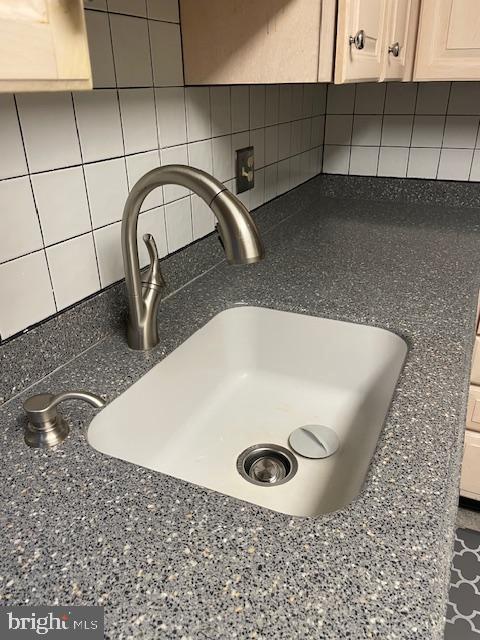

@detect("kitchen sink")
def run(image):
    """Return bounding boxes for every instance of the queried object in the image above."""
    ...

[88,306,407,517]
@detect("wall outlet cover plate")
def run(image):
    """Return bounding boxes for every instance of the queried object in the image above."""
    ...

[236,146,254,194]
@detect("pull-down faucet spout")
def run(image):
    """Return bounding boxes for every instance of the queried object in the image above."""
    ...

[121,164,264,351]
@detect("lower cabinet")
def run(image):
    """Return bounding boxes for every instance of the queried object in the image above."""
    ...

[460,303,480,500]
[461,430,480,500]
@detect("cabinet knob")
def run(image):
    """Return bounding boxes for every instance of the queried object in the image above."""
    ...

[349,30,365,50]
[388,42,400,57]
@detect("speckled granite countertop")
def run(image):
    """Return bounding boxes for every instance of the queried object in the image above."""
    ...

[2,178,480,639]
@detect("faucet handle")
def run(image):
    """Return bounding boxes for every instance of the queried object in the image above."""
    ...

[142,233,165,290]
[23,390,106,449]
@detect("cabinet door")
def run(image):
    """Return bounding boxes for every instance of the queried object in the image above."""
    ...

[0,0,91,92]
[180,0,335,84]
[415,0,480,81]
[461,430,480,499]
[335,0,389,83]
[380,0,420,81]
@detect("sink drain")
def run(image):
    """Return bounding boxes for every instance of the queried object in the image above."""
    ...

[237,444,298,486]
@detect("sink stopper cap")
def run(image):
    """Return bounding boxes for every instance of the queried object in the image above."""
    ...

[288,425,339,459]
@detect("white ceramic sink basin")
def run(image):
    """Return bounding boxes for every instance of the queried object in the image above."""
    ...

[88,306,407,517]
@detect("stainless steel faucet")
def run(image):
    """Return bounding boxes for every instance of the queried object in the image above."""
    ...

[121,165,265,351]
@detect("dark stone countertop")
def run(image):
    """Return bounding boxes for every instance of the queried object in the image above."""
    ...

[2,177,480,639]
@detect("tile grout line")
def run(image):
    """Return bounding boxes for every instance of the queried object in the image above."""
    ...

[146,14,168,245]
[70,91,103,293]
[436,82,453,179]
[404,83,420,178]
[13,94,59,316]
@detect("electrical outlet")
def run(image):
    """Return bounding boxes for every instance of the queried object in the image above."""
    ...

[236,146,254,194]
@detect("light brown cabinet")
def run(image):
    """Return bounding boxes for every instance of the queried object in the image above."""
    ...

[0,0,91,92]
[380,0,420,81]
[334,0,420,83]
[181,0,480,85]
[461,305,480,499]
[414,0,480,81]
[461,430,480,501]
[335,0,389,83]
[179,0,336,84]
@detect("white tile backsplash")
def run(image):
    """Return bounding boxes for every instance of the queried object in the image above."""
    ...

[0,251,56,339]
[119,88,158,154]
[384,83,417,114]
[322,82,480,181]
[210,87,231,137]
[160,144,189,202]
[110,14,152,87]
[185,87,211,142]
[0,95,28,179]
[250,128,265,169]
[164,197,193,252]
[377,147,409,178]
[74,90,124,162]
[212,135,233,182]
[415,82,450,115]
[94,221,123,287]
[231,86,250,133]
[250,85,266,130]
[84,10,116,89]
[47,233,100,310]
[470,150,480,181]
[323,145,350,174]
[437,148,474,181]
[278,123,291,160]
[125,150,163,210]
[265,85,279,126]
[325,115,353,145]
[327,84,355,114]
[0,177,42,263]
[443,116,480,149]
[448,82,480,115]
[32,167,91,245]
[352,115,382,146]
[354,83,386,115]
[411,115,445,147]
[191,194,215,240]
[349,146,379,176]
[16,92,82,172]
[278,85,292,123]
[381,115,413,147]
[155,87,187,148]
[407,148,440,179]
[265,126,279,165]
[146,0,179,22]
[107,0,147,17]
[149,20,183,87]
[301,118,312,152]
[84,158,128,227]
[188,139,213,175]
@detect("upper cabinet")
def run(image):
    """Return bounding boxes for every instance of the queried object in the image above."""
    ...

[414,0,480,80]
[0,0,91,92]
[179,0,336,84]
[335,0,389,83]
[381,0,420,81]
[334,0,420,83]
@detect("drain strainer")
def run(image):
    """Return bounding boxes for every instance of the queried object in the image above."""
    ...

[237,443,298,486]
